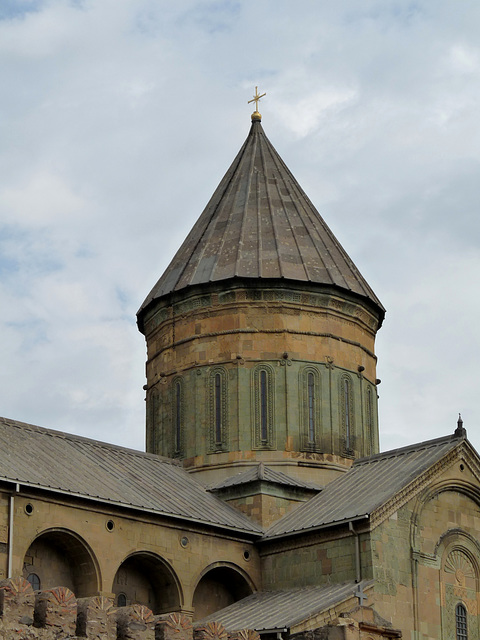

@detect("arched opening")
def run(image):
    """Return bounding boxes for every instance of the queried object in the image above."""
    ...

[22,529,99,597]
[112,552,181,614]
[192,565,254,621]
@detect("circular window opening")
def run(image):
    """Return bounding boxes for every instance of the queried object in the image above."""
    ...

[27,573,41,591]
[25,503,34,516]
[243,550,250,561]
[180,536,189,548]
[106,520,115,532]
[117,593,127,607]
[460,464,465,471]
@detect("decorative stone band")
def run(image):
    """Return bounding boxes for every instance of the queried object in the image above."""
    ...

[142,284,381,337]
[146,327,378,367]
[370,446,462,531]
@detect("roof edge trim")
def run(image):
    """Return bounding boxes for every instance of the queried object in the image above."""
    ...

[0,479,263,538]
[261,514,369,543]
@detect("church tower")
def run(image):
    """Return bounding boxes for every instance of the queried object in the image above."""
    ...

[137,103,385,488]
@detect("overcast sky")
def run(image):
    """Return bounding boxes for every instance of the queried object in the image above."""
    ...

[1,0,479,454]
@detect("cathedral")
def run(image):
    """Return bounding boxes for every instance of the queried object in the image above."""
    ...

[0,97,479,640]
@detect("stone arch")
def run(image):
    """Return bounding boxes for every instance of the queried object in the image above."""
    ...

[438,531,480,638]
[192,561,255,621]
[22,528,100,597]
[112,551,182,614]
[410,480,480,639]
[435,529,480,577]
[410,479,480,553]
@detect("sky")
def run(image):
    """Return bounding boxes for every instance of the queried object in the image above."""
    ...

[0,0,479,454]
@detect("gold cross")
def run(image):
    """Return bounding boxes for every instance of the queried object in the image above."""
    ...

[248,86,266,112]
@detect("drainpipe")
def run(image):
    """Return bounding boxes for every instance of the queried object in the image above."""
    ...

[349,520,361,583]
[7,484,19,578]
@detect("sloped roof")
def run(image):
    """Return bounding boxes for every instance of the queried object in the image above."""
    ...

[208,463,321,492]
[265,432,464,539]
[0,417,262,536]
[197,580,372,631]
[138,118,384,323]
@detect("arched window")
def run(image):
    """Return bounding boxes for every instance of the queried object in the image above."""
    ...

[365,386,375,455]
[117,593,127,607]
[300,368,320,449]
[215,373,222,443]
[27,573,40,591]
[173,379,183,455]
[340,374,354,454]
[260,370,268,442]
[253,366,274,448]
[456,603,468,640]
[308,372,315,444]
[209,368,228,451]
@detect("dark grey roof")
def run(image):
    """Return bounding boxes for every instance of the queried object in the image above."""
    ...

[0,417,262,536]
[197,580,372,631]
[208,463,321,491]
[264,433,464,539]
[138,118,384,323]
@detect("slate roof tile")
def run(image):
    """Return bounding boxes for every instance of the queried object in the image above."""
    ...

[138,119,384,325]
[0,417,262,536]
[264,432,464,539]
[197,580,373,631]
[208,463,321,491]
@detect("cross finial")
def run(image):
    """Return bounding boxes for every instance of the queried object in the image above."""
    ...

[248,86,266,121]
[354,584,368,606]
[455,413,466,438]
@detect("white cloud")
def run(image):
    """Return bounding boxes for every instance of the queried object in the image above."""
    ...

[0,0,479,456]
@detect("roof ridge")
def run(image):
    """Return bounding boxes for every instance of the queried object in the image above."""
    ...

[208,463,321,491]
[354,432,462,466]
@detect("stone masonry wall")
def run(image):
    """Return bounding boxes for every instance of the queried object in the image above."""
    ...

[261,531,372,591]
[0,578,401,640]
[0,577,260,640]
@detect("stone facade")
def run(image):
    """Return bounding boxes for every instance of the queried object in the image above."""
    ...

[0,491,260,621]
[141,282,381,487]
[1,113,478,640]
[0,578,399,640]
[369,448,480,639]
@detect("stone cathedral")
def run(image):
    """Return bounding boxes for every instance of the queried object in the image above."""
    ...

[1,100,479,640]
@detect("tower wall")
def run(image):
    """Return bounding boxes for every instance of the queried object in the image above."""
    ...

[142,280,382,485]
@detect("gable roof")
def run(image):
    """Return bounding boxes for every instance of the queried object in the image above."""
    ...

[197,580,373,632]
[138,118,384,326]
[0,417,262,536]
[208,463,321,492]
[264,432,464,540]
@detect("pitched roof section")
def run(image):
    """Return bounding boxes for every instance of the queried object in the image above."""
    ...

[264,433,464,540]
[139,119,384,319]
[208,463,321,491]
[197,580,372,631]
[0,417,262,536]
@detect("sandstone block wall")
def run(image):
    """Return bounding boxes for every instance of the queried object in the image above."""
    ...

[1,577,401,640]
[0,577,259,640]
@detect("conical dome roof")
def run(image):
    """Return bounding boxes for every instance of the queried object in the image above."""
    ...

[138,118,384,322]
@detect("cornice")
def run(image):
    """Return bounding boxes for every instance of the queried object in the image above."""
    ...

[369,445,461,530]
[142,282,381,338]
